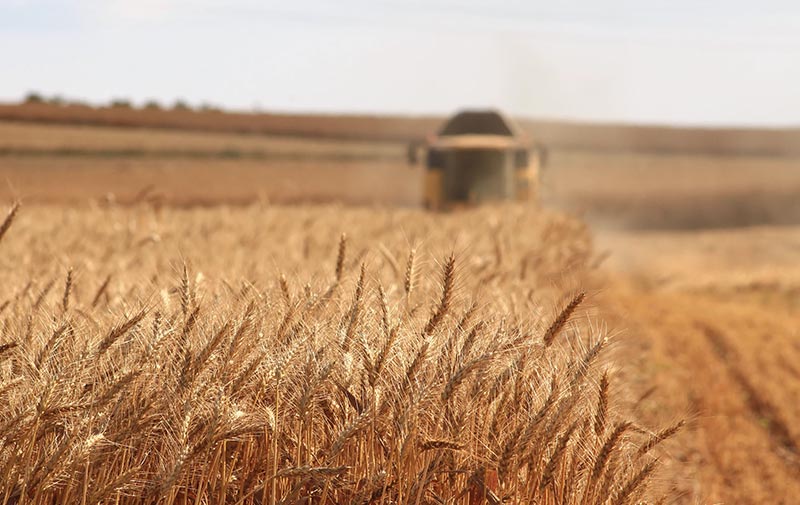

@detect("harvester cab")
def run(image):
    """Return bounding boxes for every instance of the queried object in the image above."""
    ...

[408,109,543,210]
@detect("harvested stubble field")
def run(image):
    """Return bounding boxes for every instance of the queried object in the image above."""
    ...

[0,202,682,504]
[594,226,800,503]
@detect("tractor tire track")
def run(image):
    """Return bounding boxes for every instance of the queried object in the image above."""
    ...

[697,322,800,473]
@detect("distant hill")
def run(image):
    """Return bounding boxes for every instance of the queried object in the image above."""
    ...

[2,102,799,156]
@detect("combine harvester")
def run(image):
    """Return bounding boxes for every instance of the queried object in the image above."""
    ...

[409,109,545,209]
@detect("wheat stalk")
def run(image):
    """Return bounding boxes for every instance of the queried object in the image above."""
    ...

[611,459,660,505]
[594,370,610,436]
[404,247,416,300]
[61,268,73,313]
[424,254,455,336]
[0,202,19,245]
[543,292,585,347]
[637,420,685,457]
[335,233,347,282]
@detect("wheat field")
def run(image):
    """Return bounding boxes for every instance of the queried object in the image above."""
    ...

[3,113,799,503]
[0,202,681,504]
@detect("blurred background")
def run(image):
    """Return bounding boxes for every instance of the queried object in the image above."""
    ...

[2,0,800,231]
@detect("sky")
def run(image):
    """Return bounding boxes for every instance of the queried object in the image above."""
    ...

[2,0,800,126]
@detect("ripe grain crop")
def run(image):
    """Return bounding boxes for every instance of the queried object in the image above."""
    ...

[0,202,677,504]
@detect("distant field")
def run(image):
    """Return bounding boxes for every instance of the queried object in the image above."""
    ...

[0,120,416,205]
[0,156,419,205]
[0,120,402,158]
[0,103,439,142]
[3,120,800,228]
[596,225,800,297]
[6,102,800,155]
[542,150,800,228]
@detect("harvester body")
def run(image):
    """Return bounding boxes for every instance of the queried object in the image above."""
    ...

[411,110,540,209]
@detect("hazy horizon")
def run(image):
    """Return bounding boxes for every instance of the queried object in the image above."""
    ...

[3,1,800,127]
